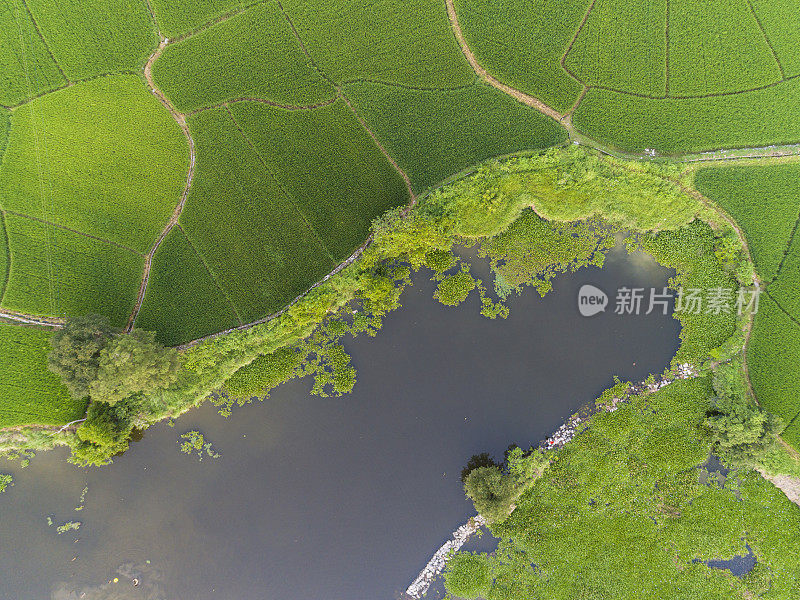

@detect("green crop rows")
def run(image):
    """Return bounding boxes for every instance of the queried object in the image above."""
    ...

[343,81,567,193]
[0,75,188,252]
[148,0,245,39]
[453,0,586,112]
[174,107,338,329]
[748,0,800,77]
[564,0,667,98]
[152,2,336,113]
[0,0,65,106]
[25,0,157,80]
[0,325,86,427]
[282,0,475,88]
[1,214,143,326]
[667,0,781,97]
[695,164,800,282]
[135,227,241,346]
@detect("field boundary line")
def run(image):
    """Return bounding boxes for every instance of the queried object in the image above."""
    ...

[142,0,163,39]
[588,72,799,101]
[744,0,785,79]
[164,0,271,45]
[176,224,244,324]
[4,210,145,255]
[0,308,63,327]
[338,91,417,202]
[445,0,564,123]
[17,0,69,83]
[6,70,140,111]
[559,0,596,85]
[275,1,416,201]
[224,103,339,264]
[339,77,477,93]
[765,289,800,328]
[187,95,339,116]
[768,206,800,284]
[128,40,197,332]
[0,211,10,305]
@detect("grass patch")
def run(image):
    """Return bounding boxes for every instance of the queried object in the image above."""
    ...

[0,75,188,252]
[749,294,800,430]
[0,324,86,427]
[228,99,410,258]
[26,0,157,79]
[1,215,143,326]
[452,0,586,112]
[694,164,800,282]
[179,107,337,324]
[282,0,475,88]
[573,79,800,153]
[152,1,335,113]
[135,227,241,346]
[0,0,66,106]
[148,0,245,38]
[564,0,667,97]
[343,82,567,193]
[667,0,781,97]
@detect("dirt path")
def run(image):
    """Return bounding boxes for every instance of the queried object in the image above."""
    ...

[126,40,197,332]
[444,0,564,124]
[0,308,63,327]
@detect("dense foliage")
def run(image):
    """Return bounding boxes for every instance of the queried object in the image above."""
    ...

[48,314,115,399]
[448,378,800,599]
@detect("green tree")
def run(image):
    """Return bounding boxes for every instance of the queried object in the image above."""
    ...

[444,552,492,600]
[89,330,180,405]
[464,465,517,523]
[48,315,115,399]
[71,401,134,466]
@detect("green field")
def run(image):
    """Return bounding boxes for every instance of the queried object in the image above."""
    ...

[227,99,410,258]
[148,0,245,39]
[0,325,85,427]
[667,0,781,97]
[25,0,157,80]
[564,0,667,97]
[282,0,476,88]
[0,0,65,106]
[152,1,336,113]
[135,227,241,346]
[1,214,143,326]
[695,164,800,282]
[453,0,586,112]
[165,107,338,327]
[749,0,800,77]
[573,79,800,153]
[0,75,188,252]
[343,81,567,192]
[453,0,800,152]
[749,295,800,435]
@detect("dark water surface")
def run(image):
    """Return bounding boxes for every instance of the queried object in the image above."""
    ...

[0,245,680,600]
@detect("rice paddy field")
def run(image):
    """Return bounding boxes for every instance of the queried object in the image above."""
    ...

[695,163,800,447]
[0,0,799,432]
[0,324,85,428]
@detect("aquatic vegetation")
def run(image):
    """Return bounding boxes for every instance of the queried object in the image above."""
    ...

[0,473,11,493]
[56,521,81,535]
[178,431,220,461]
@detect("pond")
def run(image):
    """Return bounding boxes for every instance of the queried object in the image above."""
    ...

[0,243,680,600]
